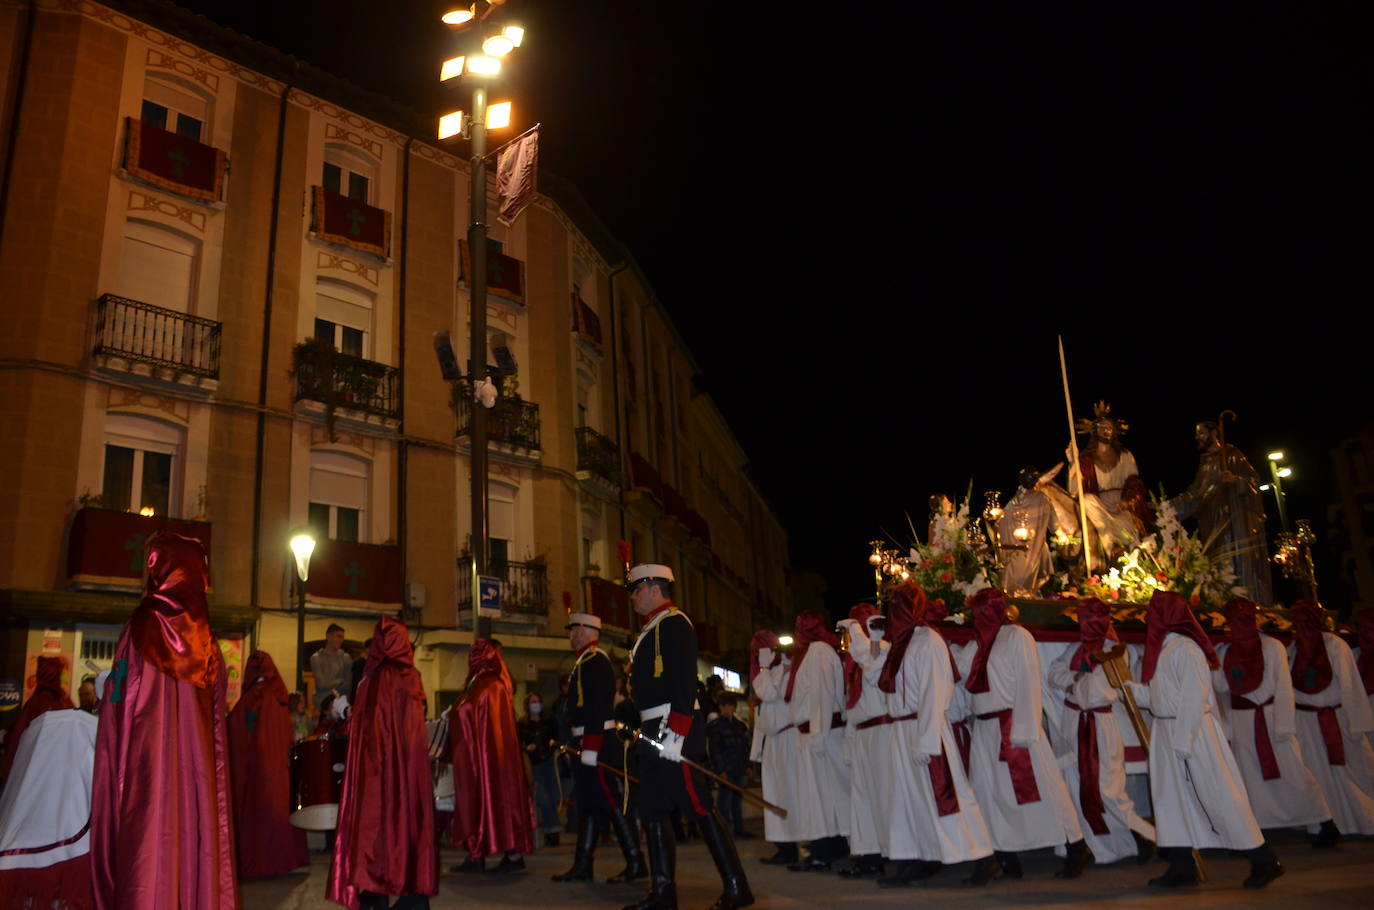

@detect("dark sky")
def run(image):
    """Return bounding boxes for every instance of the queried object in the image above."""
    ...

[171,1,1371,609]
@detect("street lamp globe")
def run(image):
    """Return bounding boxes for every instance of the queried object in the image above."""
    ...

[289,530,316,583]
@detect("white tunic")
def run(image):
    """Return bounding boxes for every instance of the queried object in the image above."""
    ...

[788,642,851,840]
[885,628,993,863]
[843,630,893,857]
[1211,636,1331,828]
[1135,633,1262,850]
[965,624,1083,852]
[0,709,98,870]
[1289,633,1374,835]
[1356,646,1374,748]
[750,662,803,844]
[1047,649,1156,863]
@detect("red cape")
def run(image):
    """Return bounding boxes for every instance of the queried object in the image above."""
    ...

[964,588,1014,693]
[228,650,309,877]
[90,532,237,910]
[450,639,534,858]
[1,655,73,779]
[328,616,436,908]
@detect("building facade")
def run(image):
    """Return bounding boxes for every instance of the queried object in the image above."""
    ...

[0,0,793,716]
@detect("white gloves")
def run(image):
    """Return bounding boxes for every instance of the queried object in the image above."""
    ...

[913,751,932,766]
[330,694,351,720]
[581,748,599,767]
[1125,681,1150,706]
[657,728,685,763]
[757,648,774,667]
[806,732,825,754]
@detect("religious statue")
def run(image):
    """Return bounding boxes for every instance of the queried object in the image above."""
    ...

[1066,402,1151,563]
[1169,418,1273,604]
[1000,465,1060,596]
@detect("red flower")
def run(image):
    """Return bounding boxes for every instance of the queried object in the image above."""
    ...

[939,571,953,584]
[1109,589,1120,600]
[922,560,934,569]
[942,552,956,565]
[1189,593,1201,607]
[1155,571,1169,583]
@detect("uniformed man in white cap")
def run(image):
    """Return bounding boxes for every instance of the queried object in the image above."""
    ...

[553,606,646,885]
[623,563,753,910]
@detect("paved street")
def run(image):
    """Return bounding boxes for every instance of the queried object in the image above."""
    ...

[243,825,1373,909]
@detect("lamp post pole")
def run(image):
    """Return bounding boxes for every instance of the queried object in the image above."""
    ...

[468,83,491,641]
[296,573,307,692]
[1268,459,1290,534]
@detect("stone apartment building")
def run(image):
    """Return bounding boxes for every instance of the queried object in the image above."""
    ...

[0,0,793,715]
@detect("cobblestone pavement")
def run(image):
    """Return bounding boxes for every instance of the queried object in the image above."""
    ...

[242,824,1373,909]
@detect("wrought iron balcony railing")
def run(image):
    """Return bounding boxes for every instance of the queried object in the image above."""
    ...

[456,396,541,451]
[456,557,549,615]
[93,293,222,379]
[575,426,621,486]
[293,341,400,420]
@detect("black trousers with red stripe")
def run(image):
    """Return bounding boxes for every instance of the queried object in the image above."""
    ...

[573,761,627,817]
[636,742,714,821]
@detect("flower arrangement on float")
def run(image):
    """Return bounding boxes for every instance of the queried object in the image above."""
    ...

[1051,498,1288,630]
[903,496,988,620]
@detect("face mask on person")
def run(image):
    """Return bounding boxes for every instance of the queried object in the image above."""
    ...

[529,702,543,715]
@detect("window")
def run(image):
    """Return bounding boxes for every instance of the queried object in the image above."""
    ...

[142,76,208,142]
[489,482,516,566]
[119,220,197,313]
[314,280,373,358]
[309,452,369,542]
[102,414,183,517]
[322,145,377,204]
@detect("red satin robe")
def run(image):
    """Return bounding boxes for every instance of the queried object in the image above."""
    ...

[449,638,534,858]
[89,532,237,910]
[228,650,309,878]
[327,616,436,909]
[1,655,74,782]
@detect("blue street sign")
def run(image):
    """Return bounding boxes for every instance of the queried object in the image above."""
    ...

[479,575,502,618]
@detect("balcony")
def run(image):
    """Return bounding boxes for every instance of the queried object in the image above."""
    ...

[575,426,621,488]
[456,396,542,457]
[293,340,400,422]
[306,539,402,609]
[457,557,549,625]
[67,506,211,590]
[93,293,221,382]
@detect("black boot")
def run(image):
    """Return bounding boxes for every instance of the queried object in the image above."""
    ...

[391,896,430,910]
[1133,830,1156,864]
[994,851,1022,879]
[553,815,598,882]
[699,810,754,910]
[1055,839,1094,879]
[962,855,1003,887]
[760,842,798,866]
[1312,820,1340,849]
[1149,848,1199,888]
[622,820,676,910]
[359,892,390,910]
[1242,844,1284,889]
[607,809,648,883]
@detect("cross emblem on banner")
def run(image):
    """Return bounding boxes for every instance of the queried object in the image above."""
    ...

[344,560,365,596]
[124,533,148,573]
[168,146,190,177]
[345,208,366,236]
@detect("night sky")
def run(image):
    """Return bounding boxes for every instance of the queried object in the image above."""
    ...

[170,1,1370,611]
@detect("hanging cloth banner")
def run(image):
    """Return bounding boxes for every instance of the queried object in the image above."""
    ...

[311,185,392,259]
[123,118,226,203]
[496,125,539,226]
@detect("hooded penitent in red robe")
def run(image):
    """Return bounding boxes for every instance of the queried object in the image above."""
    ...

[228,650,309,878]
[1,655,73,781]
[90,531,237,910]
[450,638,534,859]
[785,609,841,702]
[964,587,1013,693]
[328,616,436,909]
[1141,590,1218,683]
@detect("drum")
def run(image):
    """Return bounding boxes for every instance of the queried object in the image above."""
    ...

[290,735,347,830]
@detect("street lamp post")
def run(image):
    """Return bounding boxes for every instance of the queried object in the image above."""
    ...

[1261,451,1293,533]
[440,6,524,641]
[289,529,316,692]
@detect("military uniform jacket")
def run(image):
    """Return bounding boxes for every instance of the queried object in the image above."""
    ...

[568,644,622,768]
[629,603,705,760]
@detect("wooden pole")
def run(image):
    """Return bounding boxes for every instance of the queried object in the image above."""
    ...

[1059,336,1093,574]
